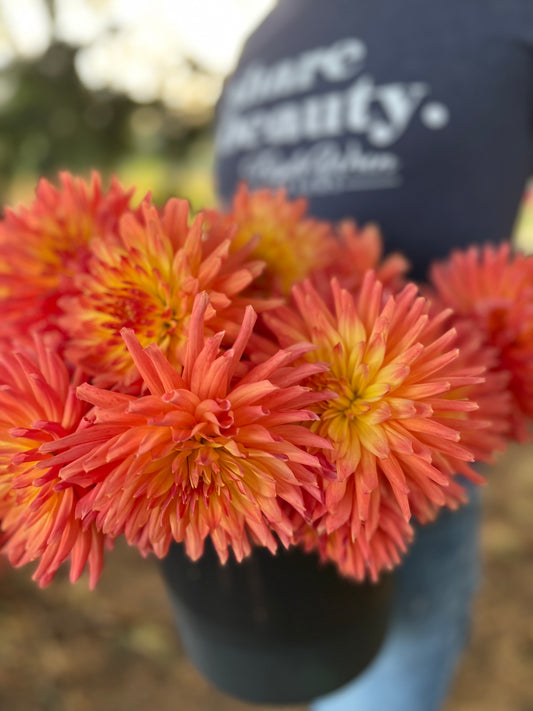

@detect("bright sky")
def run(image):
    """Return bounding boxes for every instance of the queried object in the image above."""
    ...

[0,0,276,110]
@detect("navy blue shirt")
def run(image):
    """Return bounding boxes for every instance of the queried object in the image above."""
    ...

[215,0,533,279]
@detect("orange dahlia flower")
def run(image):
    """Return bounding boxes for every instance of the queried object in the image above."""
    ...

[295,493,414,581]
[0,172,134,341]
[405,308,511,522]
[0,338,107,588]
[429,242,533,440]
[41,293,331,564]
[59,198,273,387]
[313,220,409,300]
[265,273,491,537]
[209,184,337,295]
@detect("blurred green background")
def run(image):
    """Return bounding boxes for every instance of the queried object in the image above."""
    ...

[0,3,532,711]
[0,0,275,210]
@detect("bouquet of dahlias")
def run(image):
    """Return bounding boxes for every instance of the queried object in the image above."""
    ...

[0,174,530,592]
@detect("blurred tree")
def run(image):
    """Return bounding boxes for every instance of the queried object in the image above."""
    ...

[0,40,214,205]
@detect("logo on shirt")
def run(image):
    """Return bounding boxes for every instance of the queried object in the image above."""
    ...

[216,37,450,195]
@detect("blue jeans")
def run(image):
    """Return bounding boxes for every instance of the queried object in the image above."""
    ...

[311,481,482,711]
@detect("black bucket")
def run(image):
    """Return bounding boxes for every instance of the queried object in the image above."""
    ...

[160,541,393,704]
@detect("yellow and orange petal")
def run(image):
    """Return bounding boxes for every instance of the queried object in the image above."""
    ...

[265,273,494,534]
[0,337,108,588]
[208,184,337,295]
[0,172,134,340]
[429,242,533,440]
[42,294,331,564]
[59,198,274,387]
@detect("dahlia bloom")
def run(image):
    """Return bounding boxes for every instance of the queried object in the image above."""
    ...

[208,184,337,295]
[0,172,134,341]
[313,220,409,299]
[405,307,512,521]
[41,293,331,564]
[295,494,414,581]
[429,242,533,440]
[265,273,491,537]
[59,198,272,387]
[0,337,107,588]
[0,169,520,589]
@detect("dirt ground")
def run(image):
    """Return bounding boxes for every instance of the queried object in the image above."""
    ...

[0,444,531,711]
